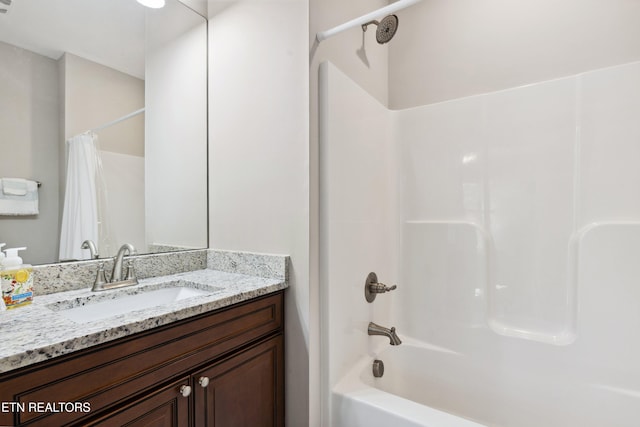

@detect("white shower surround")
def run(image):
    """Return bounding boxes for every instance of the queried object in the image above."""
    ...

[320,60,640,426]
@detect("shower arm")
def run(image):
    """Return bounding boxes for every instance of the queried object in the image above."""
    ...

[316,0,422,42]
[361,20,380,32]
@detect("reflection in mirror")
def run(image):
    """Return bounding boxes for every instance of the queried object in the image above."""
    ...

[0,0,208,265]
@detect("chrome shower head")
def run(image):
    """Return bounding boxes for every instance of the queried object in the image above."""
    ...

[362,14,399,44]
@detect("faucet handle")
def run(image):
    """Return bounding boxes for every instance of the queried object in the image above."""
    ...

[369,283,397,293]
[92,263,109,291]
[124,260,138,282]
[364,272,397,302]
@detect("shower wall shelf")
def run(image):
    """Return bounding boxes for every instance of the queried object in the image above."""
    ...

[316,0,422,42]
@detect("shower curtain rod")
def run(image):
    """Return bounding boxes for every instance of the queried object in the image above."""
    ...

[90,107,145,133]
[316,0,422,42]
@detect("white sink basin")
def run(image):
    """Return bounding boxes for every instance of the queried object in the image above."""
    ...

[48,282,219,324]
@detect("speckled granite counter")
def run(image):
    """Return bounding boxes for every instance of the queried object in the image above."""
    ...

[0,268,287,373]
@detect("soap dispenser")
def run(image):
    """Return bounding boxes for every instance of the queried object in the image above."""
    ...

[1,247,34,309]
[0,244,5,310]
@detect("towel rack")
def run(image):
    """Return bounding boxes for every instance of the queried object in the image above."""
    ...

[0,178,42,187]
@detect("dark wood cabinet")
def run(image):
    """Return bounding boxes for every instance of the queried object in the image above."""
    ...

[85,376,191,427]
[0,292,284,427]
[194,335,284,427]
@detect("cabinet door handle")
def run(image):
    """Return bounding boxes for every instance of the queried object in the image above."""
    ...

[180,385,192,397]
[198,376,210,388]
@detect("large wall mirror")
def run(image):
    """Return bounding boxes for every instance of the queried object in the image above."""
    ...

[0,0,208,265]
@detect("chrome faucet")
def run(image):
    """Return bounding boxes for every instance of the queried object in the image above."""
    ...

[368,322,402,345]
[81,240,99,259]
[91,243,138,291]
[111,243,137,282]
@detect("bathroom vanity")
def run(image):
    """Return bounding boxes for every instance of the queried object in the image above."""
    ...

[0,252,287,427]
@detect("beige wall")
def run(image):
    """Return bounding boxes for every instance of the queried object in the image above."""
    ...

[145,21,207,252]
[0,42,60,265]
[389,0,640,108]
[207,1,309,425]
[62,53,145,257]
[309,1,390,425]
[311,0,390,107]
[179,0,207,17]
[63,53,144,156]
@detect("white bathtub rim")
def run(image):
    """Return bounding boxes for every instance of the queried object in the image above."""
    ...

[333,339,487,427]
[334,387,488,427]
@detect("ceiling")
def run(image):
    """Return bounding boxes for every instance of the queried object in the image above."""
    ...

[0,0,147,78]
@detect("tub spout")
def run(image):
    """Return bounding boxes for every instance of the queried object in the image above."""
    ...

[368,322,402,345]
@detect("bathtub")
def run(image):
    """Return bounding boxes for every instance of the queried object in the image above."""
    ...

[331,337,640,427]
[331,338,487,427]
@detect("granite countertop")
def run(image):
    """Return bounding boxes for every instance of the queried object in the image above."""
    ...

[0,268,287,373]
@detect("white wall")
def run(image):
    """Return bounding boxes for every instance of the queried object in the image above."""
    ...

[319,62,397,426]
[389,0,640,108]
[317,1,640,425]
[395,59,640,427]
[396,75,579,345]
[207,1,309,425]
[145,21,208,251]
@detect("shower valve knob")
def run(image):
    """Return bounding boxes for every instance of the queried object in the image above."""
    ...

[369,283,397,293]
[365,272,397,303]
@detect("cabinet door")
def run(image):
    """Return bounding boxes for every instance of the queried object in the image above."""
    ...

[83,376,191,427]
[194,335,284,427]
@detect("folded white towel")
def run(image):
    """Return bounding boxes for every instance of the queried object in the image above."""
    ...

[2,178,29,196]
[0,178,39,215]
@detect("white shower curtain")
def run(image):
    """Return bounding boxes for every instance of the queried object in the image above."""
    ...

[59,132,103,261]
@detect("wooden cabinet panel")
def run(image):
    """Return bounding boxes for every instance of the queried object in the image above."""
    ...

[194,336,284,427]
[84,377,191,427]
[0,292,284,427]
